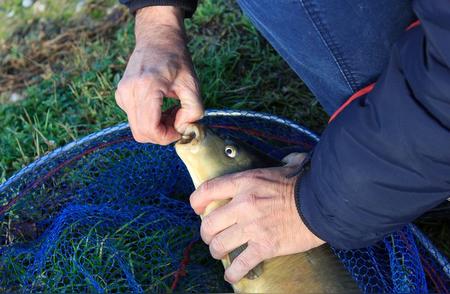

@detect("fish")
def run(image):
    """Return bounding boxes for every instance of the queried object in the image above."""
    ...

[175,123,360,293]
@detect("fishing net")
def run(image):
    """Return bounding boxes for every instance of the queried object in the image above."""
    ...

[0,110,448,293]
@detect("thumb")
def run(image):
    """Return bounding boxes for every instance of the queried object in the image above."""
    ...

[173,87,204,133]
[282,152,308,167]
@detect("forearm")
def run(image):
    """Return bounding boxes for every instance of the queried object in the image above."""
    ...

[119,0,198,17]
[296,0,450,249]
[116,1,201,145]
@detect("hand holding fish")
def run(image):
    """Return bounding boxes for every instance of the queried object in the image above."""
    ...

[190,158,325,284]
[176,124,357,292]
[115,6,203,145]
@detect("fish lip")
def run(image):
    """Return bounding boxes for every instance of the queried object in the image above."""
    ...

[177,123,206,145]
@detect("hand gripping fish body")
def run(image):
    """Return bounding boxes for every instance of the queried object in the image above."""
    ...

[175,123,359,293]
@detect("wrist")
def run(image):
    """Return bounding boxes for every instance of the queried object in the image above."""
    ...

[294,171,325,245]
[136,6,184,28]
[135,6,185,48]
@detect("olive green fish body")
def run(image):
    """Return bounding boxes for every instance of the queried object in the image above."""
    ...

[175,123,359,293]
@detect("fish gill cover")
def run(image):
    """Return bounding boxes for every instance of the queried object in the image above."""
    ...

[0,110,448,293]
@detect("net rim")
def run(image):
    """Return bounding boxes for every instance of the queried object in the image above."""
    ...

[0,109,318,192]
[1,109,448,283]
[410,224,450,277]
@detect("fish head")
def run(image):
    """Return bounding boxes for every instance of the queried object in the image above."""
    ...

[175,123,276,188]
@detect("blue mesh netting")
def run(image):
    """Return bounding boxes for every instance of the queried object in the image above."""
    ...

[0,109,448,293]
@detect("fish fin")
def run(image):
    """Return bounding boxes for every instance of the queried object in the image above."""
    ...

[304,245,360,292]
[281,152,307,166]
[228,243,264,280]
[233,246,360,293]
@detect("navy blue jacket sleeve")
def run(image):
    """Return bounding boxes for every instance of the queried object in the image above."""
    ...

[296,0,450,249]
[119,0,197,17]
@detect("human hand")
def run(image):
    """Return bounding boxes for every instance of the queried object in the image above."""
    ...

[115,6,203,145]
[189,153,325,283]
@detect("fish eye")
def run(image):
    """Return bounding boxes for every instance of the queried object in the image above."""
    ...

[224,145,237,158]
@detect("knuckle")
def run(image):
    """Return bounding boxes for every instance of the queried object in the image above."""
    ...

[189,104,203,118]
[210,237,226,259]
[116,79,128,90]
[136,123,152,134]
[131,128,151,143]
[114,92,121,103]
[114,88,121,98]
[257,237,277,258]
[117,78,136,92]
[250,246,263,261]
[199,180,214,195]
[134,77,152,88]
[133,134,150,143]
[244,219,261,236]
[115,91,126,107]
[249,169,266,180]
[136,127,150,138]
[235,255,251,271]
[121,75,163,92]
[235,199,248,215]
[115,93,124,107]
[189,192,198,208]
[244,193,258,209]
[201,217,214,242]
[228,174,242,191]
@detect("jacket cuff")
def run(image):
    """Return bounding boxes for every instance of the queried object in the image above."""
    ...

[294,170,385,250]
[120,0,198,18]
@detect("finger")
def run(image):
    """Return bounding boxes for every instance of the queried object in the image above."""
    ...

[115,90,126,111]
[126,94,148,143]
[119,78,161,143]
[119,76,179,144]
[130,88,163,143]
[144,97,180,145]
[224,245,264,284]
[173,86,204,133]
[127,111,143,142]
[282,152,307,166]
[165,90,178,98]
[200,201,244,244]
[162,105,180,119]
[209,223,248,260]
[161,105,181,141]
[134,89,179,144]
[190,173,243,215]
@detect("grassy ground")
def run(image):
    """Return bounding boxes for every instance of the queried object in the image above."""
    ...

[0,0,326,182]
[0,0,448,276]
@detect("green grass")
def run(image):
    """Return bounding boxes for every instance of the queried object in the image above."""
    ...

[0,0,448,288]
[0,0,325,182]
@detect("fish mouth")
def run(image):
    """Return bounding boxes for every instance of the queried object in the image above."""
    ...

[177,123,206,145]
